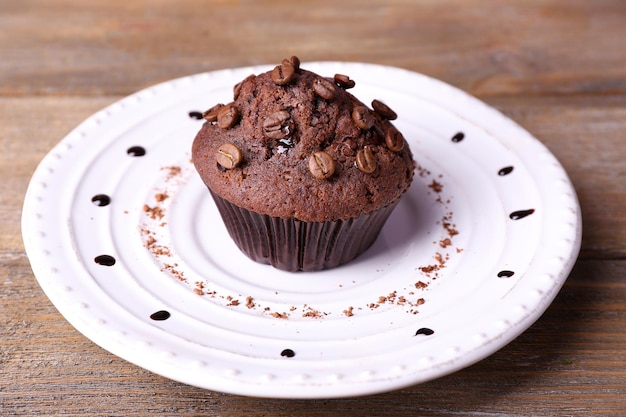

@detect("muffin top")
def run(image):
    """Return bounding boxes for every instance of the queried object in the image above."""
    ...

[192,57,415,222]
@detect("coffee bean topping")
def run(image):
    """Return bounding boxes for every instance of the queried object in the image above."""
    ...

[202,103,224,123]
[216,143,243,169]
[385,126,405,152]
[233,82,243,100]
[352,105,375,130]
[263,110,292,139]
[313,77,336,100]
[233,74,254,100]
[308,151,335,179]
[372,99,397,120]
[289,56,301,71]
[356,147,377,173]
[272,60,296,85]
[334,73,355,89]
[217,104,240,129]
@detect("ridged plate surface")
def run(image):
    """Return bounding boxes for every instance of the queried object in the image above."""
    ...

[22,62,581,398]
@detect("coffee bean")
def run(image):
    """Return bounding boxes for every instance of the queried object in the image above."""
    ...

[313,77,336,100]
[352,105,375,130]
[334,73,355,89]
[308,151,335,179]
[233,74,254,100]
[233,82,243,100]
[356,147,377,173]
[272,60,296,85]
[263,110,292,139]
[217,104,240,129]
[202,103,224,123]
[216,143,243,169]
[385,126,405,152]
[371,99,397,120]
[289,55,301,71]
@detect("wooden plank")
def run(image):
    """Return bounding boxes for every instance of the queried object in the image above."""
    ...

[0,97,117,252]
[488,95,626,259]
[1,0,625,97]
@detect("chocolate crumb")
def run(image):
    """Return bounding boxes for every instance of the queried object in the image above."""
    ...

[419,264,439,274]
[428,180,443,193]
[442,212,459,237]
[146,236,157,247]
[163,263,184,281]
[439,238,452,248]
[161,165,182,180]
[302,306,325,318]
[143,204,164,220]
[151,245,172,257]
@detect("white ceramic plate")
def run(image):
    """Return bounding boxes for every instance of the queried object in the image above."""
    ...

[22,63,581,399]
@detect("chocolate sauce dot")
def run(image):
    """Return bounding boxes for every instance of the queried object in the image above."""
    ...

[188,110,203,120]
[451,132,465,143]
[280,348,295,358]
[94,255,116,266]
[127,146,146,157]
[150,310,171,321]
[415,327,435,336]
[498,166,514,176]
[510,209,536,220]
[91,194,111,207]
[498,270,515,278]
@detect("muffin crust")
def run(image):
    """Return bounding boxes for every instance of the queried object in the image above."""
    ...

[192,61,414,222]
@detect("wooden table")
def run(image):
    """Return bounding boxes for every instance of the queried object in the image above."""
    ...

[2,1,625,415]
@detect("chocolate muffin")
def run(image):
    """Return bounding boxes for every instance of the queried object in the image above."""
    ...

[192,57,414,271]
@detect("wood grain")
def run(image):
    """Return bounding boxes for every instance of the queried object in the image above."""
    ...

[1,0,625,415]
[1,0,625,97]
[488,95,626,259]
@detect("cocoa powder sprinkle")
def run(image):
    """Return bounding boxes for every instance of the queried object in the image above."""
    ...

[428,180,443,193]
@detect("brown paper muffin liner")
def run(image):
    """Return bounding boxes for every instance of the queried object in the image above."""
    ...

[209,190,400,272]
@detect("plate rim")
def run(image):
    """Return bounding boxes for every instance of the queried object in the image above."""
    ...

[21,61,582,398]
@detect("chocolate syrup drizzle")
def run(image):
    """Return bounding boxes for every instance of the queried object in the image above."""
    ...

[150,310,171,321]
[94,255,116,266]
[127,146,146,157]
[510,209,535,220]
[91,194,111,207]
